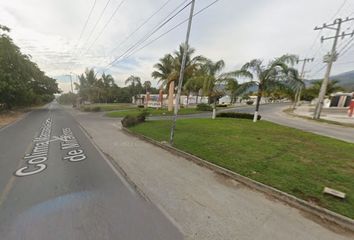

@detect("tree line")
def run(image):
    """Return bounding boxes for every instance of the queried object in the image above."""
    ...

[68,43,340,115]
[60,69,160,105]
[0,25,59,110]
[151,44,303,117]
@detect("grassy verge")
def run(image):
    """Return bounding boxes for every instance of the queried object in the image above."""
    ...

[130,118,354,219]
[81,103,136,112]
[106,108,203,118]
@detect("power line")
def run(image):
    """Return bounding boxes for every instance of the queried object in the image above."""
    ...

[103,1,193,70]
[82,0,126,56]
[114,0,176,51]
[313,17,354,119]
[78,0,113,55]
[94,0,181,67]
[106,0,220,70]
[76,0,98,49]
[329,0,348,21]
[67,0,98,72]
[339,38,354,57]
[106,0,189,59]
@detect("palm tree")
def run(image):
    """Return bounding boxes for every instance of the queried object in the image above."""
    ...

[225,78,239,104]
[101,73,115,103]
[232,54,300,122]
[184,76,203,105]
[125,75,142,103]
[152,54,177,111]
[76,68,99,103]
[192,59,235,119]
[143,81,152,93]
[151,44,205,111]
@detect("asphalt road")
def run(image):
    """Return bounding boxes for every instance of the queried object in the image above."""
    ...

[0,102,183,240]
[148,103,354,143]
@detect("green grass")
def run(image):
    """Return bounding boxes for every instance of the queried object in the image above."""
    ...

[106,108,202,118]
[84,103,136,112]
[130,118,354,219]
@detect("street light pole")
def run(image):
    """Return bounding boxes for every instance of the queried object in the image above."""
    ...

[169,0,196,145]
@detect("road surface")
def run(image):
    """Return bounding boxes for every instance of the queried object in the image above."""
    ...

[0,102,182,240]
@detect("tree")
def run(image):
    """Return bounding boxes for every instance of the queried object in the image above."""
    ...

[152,54,178,111]
[191,59,235,118]
[143,81,151,93]
[76,68,99,103]
[232,54,301,122]
[0,25,59,109]
[125,75,142,102]
[302,79,344,101]
[152,44,205,111]
[101,73,116,103]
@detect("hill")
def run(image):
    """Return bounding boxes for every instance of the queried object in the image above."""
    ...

[305,70,354,91]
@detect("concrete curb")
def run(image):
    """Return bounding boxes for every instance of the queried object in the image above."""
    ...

[122,127,354,233]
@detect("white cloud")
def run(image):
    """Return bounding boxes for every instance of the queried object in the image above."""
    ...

[1,0,354,92]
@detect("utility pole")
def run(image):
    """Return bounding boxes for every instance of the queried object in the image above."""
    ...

[293,58,314,109]
[169,0,196,145]
[70,74,73,93]
[313,17,354,119]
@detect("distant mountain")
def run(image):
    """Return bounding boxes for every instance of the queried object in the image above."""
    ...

[304,70,354,91]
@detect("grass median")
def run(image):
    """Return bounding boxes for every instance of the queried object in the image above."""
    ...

[106,108,203,118]
[129,118,354,219]
[84,103,136,111]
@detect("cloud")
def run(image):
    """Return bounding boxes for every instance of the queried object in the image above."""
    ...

[1,0,353,93]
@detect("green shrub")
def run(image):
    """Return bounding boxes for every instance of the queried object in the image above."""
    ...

[216,104,228,107]
[216,112,261,120]
[121,110,149,127]
[81,106,101,112]
[91,106,101,112]
[138,105,144,108]
[246,100,254,105]
[196,103,213,111]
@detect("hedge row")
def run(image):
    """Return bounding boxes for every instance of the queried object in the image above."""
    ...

[216,112,261,120]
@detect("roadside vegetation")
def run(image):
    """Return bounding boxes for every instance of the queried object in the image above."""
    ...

[130,118,354,219]
[106,107,202,118]
[0,25,59,110]
[71,44,302,119]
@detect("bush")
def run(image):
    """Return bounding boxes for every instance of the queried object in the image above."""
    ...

[216,112,261,120]
[121,110,149,127]
[196,103,213,111]
[246,100,254,105]
[138,105,144,108]
[216,104,228,107]
[81,106,101,112]
[91,106,101,112]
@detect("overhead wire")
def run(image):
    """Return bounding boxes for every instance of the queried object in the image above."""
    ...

[77,0,113,55]
[82,0,126,56]
[103,1,193,71]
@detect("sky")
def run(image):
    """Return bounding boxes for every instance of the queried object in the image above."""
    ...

[1,0,354,93]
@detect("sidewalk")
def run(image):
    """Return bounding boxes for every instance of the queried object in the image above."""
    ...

[70,108,353,240]
[294,105,354,125]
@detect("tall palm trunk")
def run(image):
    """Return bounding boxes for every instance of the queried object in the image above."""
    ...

[168,81,174,111]
[253,87,262,122]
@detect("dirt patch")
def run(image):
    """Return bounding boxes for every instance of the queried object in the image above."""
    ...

[0,111,23,128]
[213,172,244,189]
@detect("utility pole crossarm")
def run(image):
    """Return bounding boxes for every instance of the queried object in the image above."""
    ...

[314,17,354,30]
[313,16,354,119]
